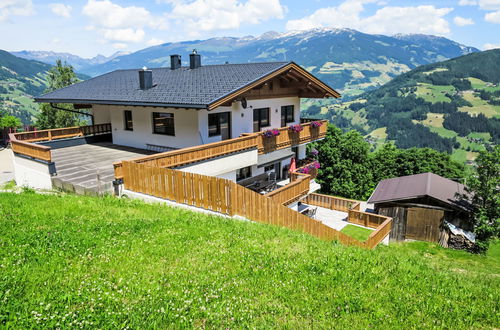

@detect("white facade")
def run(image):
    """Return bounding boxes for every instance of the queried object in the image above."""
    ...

[13,155,53,190]
[92,96,300,150]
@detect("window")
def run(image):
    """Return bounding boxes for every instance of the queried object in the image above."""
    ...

[152,112,175,136]
[253,107,270,132]
[236,166,252,181]
[208,112,231,139]
[124,110,133,131]
[264,164,274,172]
[281,105,294,127]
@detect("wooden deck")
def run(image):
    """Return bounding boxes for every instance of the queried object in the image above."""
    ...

[51,142,155,194]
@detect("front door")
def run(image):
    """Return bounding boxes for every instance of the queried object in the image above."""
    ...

[219,112,231,140]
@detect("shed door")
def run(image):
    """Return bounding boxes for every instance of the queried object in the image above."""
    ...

[378,206,406,242]
[406,207,444,243]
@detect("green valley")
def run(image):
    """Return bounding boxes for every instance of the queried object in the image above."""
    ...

[305,49,500,164]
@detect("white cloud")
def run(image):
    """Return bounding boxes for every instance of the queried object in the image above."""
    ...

[112,43,128,49]
[167,0,285,34]
[286,1,453,35]
[82,0,168,44]
[454,16,475,25]
[483,43,500,49]
[0,0,34,22]
[103,28,145,42]
[146,38,165,46]
[458,0,477,5]
[49,3,72,18]
[485,10,500,22]
[478,0,500,10]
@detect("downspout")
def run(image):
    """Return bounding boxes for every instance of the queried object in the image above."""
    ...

[49,103,94,126]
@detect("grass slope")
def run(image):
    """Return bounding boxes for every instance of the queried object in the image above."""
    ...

[0,193,499,328]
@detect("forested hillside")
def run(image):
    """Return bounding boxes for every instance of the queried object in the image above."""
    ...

[0,50,51,124]
[305,49,500,164]
[0,50,88,124]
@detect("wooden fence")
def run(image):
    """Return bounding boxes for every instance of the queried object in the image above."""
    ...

[265,175,310,205]
[9,123,112,162]
[121,161,390,249]
[304,193,358,213]
[304,193,390,229]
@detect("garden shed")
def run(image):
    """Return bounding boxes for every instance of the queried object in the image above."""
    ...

[368,172,472,244]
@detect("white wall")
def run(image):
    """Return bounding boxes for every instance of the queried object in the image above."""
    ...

[179,149,257,181]
[197,96,300,144]
[92,106,111,124]
[13,155,53,190]
[90,97,299,150]
[96,105,201,149]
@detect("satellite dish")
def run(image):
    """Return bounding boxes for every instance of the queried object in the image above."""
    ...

[241,98,247,109]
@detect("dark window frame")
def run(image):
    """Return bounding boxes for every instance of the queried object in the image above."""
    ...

[253,107,270,131]
[236,166,252,181]
[124,110,133,131]
[152,112,175,136]
[281,105,294,124]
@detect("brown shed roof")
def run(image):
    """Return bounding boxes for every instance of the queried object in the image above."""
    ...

[368,172,470,211]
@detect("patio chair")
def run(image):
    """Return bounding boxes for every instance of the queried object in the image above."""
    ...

[307,207,318,219]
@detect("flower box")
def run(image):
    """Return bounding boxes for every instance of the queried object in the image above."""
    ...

[310,121,323,128]
[263,129,280,138]
[288,124,304,133]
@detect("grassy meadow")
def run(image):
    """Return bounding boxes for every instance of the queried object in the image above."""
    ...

[0,192,499,328]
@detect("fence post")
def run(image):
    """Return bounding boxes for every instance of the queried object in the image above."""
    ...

[48,130,52,141]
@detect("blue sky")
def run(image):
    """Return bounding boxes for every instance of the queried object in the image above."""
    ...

[1,0,499,58]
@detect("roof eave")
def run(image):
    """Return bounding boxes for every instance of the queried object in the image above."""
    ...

[33,98,208,110]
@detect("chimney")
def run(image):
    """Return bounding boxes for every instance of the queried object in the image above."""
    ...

[170,54,181,70]
[139,67,153,90]
[189,49,201,69]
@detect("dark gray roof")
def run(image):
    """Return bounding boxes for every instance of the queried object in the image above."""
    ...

[368,172,470,211]
[35,62,292,108]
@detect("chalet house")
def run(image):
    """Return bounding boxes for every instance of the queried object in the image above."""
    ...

[8,52,395,250]
[368,172,472,244]
[12,52,339,191]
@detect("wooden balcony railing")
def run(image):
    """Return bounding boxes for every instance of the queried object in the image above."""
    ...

[9,134,52,162]
[265,175,310,205]
[9,123,111,162]
[12,123,111,143]
[290,161,319,182]
[251,120,328,154]
[114,134,259,179]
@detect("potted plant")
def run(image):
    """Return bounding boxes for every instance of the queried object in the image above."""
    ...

[288,124,303,133]
[263,128,280,138]
[310,121,323,128]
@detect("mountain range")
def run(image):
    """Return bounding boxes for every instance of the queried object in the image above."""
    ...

[12,29,478,98]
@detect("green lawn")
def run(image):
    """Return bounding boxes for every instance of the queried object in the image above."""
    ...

[341,224,373,242]
[0,192,499,328]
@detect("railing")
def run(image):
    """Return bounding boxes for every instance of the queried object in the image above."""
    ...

[365,219,392,249]
[300,117,324,124]
[114,121,328,179]
[113,134,259,179]
[302,192,392,247]
[9,123,112,162]
[253,120,328,154]
[348,208,391,229]
[265,175,310,205]
[12,123,111,142]
[9,134,52,162]
[290,161,319,182]
[304,193,358,213]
